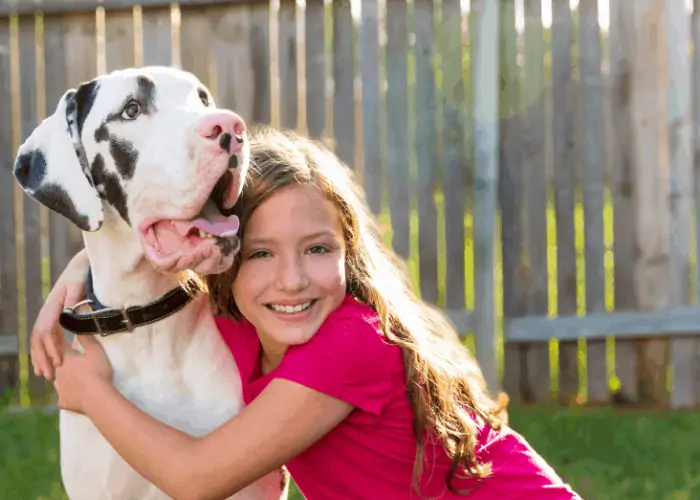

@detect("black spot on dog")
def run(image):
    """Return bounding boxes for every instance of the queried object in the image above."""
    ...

[215,235,240,257]
[14,151,47,190]
[136,75,157,113]
[94,123,109,143]
[35,183,93,232]
[72,80,100,136]
[109,139,138,180]
[219,133,231,153]
[92,153,130,226]
[227,155,239,170]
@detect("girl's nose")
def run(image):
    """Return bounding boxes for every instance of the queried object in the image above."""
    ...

[276,255,310,292]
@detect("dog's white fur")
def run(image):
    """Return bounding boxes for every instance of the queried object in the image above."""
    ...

[14,66,287,500]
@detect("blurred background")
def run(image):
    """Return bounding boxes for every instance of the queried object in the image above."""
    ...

[2,0,700,499]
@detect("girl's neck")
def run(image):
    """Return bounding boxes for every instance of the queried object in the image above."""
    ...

[258,335,287,375]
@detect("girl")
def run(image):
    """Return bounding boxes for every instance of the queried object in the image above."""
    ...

[33,127,581,499]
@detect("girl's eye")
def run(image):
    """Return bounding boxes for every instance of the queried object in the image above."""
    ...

[307,245,328,255]
[248,249,270,259]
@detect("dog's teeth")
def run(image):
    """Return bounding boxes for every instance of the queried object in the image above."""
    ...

[198,229,205,238]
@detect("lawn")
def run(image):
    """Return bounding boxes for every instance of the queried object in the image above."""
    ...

[2,404,699,500]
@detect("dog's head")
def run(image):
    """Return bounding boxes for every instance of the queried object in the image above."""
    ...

[14,66,248,275]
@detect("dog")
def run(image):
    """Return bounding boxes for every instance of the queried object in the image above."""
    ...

[13,66,289,500]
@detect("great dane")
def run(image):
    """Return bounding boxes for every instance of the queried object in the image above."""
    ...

[13,66,288,500]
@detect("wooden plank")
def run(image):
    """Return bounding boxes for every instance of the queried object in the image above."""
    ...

[331,0,354,168]
[440,0,466,315]
[187,4,255,121]
[550,0,578,404]
[359,0,381,214]
[521,0,549,403]
[693,0,700,406]
[278,0,297,130]
[508,308,700,342]
[0,16,19,398]
[179,6,212,86]
[141,6,171,66]
[385,0,409,260]
[18,14,46,401]
[609,0,639,404]
[0,0,267,16]
[413,0,438,304]
[105,9,134,73]
[666,0,695,409]
[249,1,270,125]
[630,0,670,406]
[470,0,499,394]
[498,0,525,402]
[44,13,95,287]
[304,0,325,138]
[578,0,608,404]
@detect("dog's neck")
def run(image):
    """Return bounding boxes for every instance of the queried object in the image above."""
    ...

[82,221,186,309]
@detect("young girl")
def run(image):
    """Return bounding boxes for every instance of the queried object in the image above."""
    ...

[33,127,581,499]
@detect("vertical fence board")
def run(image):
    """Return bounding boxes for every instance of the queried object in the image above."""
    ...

[278,0,297,130]
[693,0,700,406]
[179,6,212,87]
[551,0,578,404]
[105,9,135,73]
[609,0,639,404]
[332,0,354,168]
[249,2,271,125]
[359,0,381,215]
[141,6,171,66]
[18,15,45,401]
[499,0,525,402]
[440,0,466,314]
[386,0,409,260]
[522,0,549,403]
[579,0,608,403]
[0,16,19,399]
[213,4,255,120]
[305,0,325,138]
[666,0,695,409]
[630,0,670,406]
[45,13,96,278]
[414,0,438,304]
[471,0,499,393]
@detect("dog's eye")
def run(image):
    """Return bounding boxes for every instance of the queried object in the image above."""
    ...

[198,90,210,107]
[122,101,141,120]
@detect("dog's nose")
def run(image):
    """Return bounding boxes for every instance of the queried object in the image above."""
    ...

[196,113,246,155]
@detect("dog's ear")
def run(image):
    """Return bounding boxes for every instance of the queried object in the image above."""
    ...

[13,84,104,232]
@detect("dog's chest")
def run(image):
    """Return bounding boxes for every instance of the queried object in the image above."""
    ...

[100,314,244,436]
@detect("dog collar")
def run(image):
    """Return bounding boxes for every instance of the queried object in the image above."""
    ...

[58,268,202,336]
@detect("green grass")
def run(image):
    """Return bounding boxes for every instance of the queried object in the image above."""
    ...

[3,405,699,500]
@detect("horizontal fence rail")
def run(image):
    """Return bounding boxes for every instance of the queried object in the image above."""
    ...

[0,0,700,412]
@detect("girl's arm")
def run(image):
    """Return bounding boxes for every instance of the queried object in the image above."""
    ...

[81,375,353,500]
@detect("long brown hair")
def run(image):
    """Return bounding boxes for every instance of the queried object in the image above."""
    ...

[202,126,508,495]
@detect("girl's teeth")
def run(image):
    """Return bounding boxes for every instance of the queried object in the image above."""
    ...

[270,302,312,314]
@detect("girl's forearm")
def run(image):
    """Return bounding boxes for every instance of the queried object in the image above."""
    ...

[82,380,201,498]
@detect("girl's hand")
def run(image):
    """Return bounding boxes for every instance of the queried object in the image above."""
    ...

[31,249,90,380]
[54,335,114,414]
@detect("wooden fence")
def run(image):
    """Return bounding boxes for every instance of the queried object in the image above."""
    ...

[1,0,699,411]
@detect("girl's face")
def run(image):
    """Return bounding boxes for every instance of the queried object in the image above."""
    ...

[232,183,348,355]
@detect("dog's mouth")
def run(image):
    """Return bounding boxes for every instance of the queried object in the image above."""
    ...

[143,170,241,270]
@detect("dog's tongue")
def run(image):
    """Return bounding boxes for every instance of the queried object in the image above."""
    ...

[174,199,239,237]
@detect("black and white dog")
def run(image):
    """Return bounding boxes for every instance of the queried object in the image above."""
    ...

[14,66,287,500]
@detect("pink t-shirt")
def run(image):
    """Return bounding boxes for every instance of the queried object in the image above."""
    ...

[216,294,581,499]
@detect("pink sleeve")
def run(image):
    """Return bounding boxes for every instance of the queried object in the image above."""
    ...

[272,314,396,415]
[472,426,582,499]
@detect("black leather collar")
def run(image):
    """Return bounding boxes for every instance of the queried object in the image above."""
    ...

[59,268,202,336]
